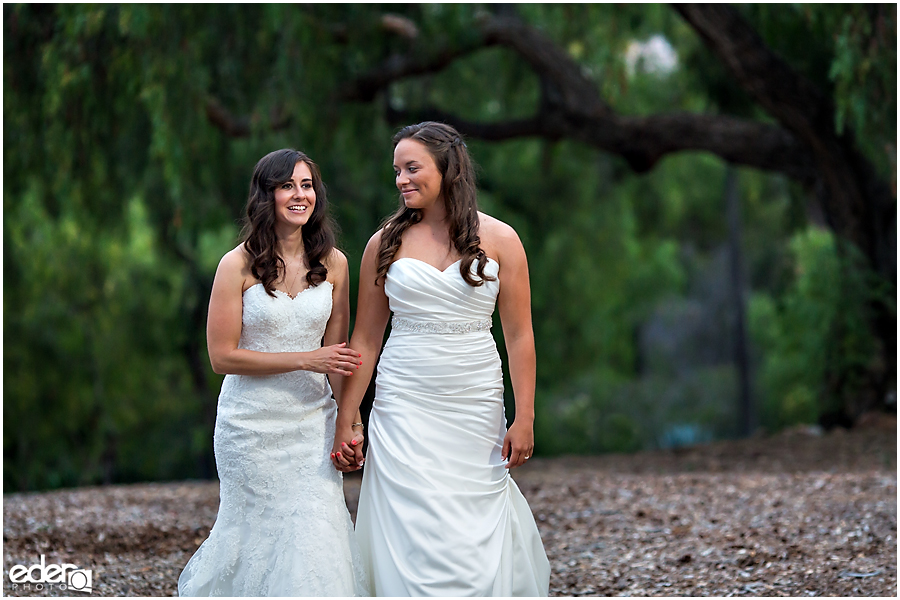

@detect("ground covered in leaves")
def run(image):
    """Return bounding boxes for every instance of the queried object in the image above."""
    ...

[4,423,896,597]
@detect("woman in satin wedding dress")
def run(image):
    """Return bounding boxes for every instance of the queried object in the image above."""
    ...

[332,122,550,596]
[178,149,369,596]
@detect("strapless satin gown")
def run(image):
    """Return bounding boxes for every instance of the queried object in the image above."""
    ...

[355,258,550,596]
[178,282,368,596]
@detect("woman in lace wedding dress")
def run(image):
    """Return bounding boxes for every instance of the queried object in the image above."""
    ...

[178,149,368,597]
[332,122,550,596]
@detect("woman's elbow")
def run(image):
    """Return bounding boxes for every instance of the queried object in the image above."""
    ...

[350,331,386,354]
[208,352,229,375]
[503,326,535,348]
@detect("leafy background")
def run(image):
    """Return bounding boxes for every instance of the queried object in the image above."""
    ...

[4,4,895,491]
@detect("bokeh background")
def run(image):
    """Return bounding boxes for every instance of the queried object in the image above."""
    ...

[4,4,896,492]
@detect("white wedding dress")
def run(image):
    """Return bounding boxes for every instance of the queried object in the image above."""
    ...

[355,258,550,596]
[178,282,368,597]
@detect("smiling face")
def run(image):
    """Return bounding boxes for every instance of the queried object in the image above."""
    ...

[393,138,444,211]
[273,160,316,230]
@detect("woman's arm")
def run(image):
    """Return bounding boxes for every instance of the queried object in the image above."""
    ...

[321,249,366,471]
[330,231,391,468]
[492,222,537,469]
[207,246,361,377]
[323,249,354,398]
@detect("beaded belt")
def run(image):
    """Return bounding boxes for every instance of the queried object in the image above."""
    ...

[391,315,492,334]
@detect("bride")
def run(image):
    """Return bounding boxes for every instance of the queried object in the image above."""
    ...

[332,122,550,596]
[178,149,368,596]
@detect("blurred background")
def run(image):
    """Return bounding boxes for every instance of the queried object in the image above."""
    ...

[4,4,896,493]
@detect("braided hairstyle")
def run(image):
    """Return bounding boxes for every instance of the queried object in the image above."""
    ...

[376,122,495,287]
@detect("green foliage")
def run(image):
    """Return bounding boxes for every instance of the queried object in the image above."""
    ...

[749,228,882,430]
[3,4,893,490]
[743,4,897,178]
[828,5,897,176]
[536,364,736,455]
[3,188,200,490]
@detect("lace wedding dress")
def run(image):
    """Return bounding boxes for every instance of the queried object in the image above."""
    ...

[178,282,368,597]
[354,258,550,596]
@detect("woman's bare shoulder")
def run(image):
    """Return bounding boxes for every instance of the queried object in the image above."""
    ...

[359,228,385,257]
[214,244,256,291]
[323,247,349,278]
[368,228,385,246]
[324,247,348,267]
[478,212,521,257]
[219,243,252,272]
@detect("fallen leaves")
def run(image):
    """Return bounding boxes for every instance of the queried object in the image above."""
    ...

[511,427,896,596]
[2,427,895,597]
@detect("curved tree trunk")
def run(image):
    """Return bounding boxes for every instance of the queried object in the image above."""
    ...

[675,4,896,416]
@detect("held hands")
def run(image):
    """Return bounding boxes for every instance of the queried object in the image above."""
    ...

[501,419,535,469]
[331,427,365,472]
[305,343,362,376]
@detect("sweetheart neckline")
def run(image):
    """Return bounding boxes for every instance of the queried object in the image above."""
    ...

[244,280,333,299]
[393,256,498,274]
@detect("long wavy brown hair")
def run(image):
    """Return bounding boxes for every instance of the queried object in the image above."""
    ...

[376,122,495,287]
[239,149,336,297]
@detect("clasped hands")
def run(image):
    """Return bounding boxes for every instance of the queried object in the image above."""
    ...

[331,426,365,472]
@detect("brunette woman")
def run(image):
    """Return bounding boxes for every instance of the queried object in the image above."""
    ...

[332,123,550,596]
[179,149,368,596]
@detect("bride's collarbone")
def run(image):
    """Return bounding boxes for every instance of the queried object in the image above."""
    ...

[396,232,499,272]
[394,243,460,273]
[393,250,501,273]
[394,253,462,272]
[243,278,331,299]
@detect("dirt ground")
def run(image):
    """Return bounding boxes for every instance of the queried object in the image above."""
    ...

[3,423,896,597]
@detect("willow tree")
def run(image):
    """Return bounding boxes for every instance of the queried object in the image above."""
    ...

[4,3,894,490]
[203,3,896,415]
[331,4,897,415]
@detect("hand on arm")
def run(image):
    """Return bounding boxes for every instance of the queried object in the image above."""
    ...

[207,247,361,377]
[330,232,391,470]
[495,228,537,469]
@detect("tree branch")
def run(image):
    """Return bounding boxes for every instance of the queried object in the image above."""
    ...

[674,4,895,282]
[387,104,815,180]
[339,40,490,103]
[673,5,832,141]
[351,13,818,179]
[350,9,892,284]
[386,104,547,141]
[480,16,612,118]
[205,97,291,138]
[361,14,814,180]
[205,97,250,137]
